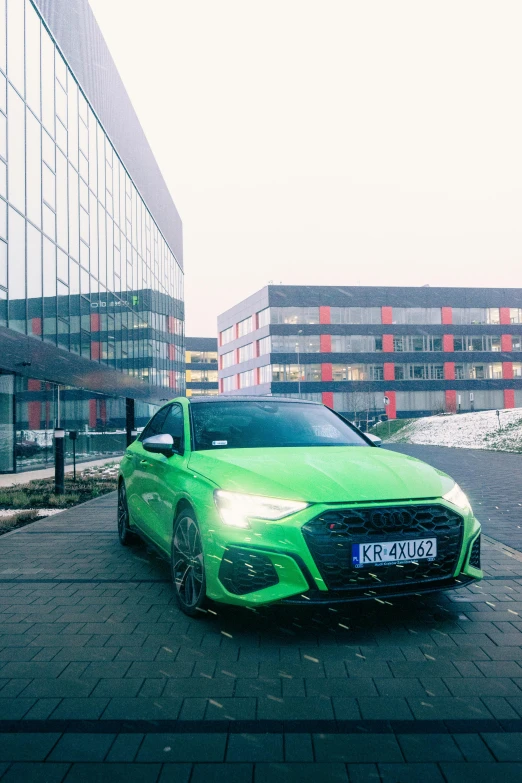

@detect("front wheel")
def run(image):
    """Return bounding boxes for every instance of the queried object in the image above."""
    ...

[171,509,208,617]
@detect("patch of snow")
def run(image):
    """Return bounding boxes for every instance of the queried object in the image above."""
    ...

[0,509,62,517]
[387,408,522,452]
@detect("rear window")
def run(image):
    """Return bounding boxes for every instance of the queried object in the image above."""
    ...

[190,401,368,450]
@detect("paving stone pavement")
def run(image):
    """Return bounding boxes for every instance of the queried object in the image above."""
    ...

[0,446,522,780]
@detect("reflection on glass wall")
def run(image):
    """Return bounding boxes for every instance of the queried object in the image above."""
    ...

[14,375,159,472]
[0,0,184,392]
[0,373,14,471]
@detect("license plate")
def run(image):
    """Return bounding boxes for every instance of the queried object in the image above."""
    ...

[352,538,437,568]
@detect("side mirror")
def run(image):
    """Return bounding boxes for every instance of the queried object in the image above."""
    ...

[367,433,382,447]
[142,433,177,456]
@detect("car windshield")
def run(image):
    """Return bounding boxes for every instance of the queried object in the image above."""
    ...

[190,400,369,450]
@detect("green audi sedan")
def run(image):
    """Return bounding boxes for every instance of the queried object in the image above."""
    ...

[118,396,482,616]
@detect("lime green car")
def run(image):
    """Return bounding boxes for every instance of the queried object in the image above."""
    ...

[118,396,482,616]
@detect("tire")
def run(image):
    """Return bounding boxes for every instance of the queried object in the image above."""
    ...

[171,508,208,617]
[117,480,138,546]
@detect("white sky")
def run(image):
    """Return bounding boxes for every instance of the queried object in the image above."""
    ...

[89,0,522,336]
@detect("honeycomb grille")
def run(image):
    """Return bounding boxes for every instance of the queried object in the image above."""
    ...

[219,548,279,595]
[469,535,481,569]
[302,504,463,592]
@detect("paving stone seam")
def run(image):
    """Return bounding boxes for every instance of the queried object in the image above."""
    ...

[1,719,522,734]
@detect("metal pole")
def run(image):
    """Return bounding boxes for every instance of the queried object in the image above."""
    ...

[126,398,135,447]
[297,330,303,398]
[73,439,76,481]
[54,428,65,495]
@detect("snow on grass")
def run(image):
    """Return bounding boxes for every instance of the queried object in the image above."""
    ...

[386,408,522,452]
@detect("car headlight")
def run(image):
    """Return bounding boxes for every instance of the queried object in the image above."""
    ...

[443,483,471,511]
[214,490,309,528]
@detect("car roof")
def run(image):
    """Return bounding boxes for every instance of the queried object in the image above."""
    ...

[187,396,320,405]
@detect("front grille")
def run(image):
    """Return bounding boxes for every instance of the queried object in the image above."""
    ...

[219,548,279,595]
[302,504,463,593]
[469,535,481,569]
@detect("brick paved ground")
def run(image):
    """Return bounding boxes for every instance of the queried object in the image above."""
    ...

[0,446,521,780]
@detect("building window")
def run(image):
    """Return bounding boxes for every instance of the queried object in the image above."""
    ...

[223,375,236,391]
[393,335,443,352]
[237,315,253,337]
[454,363,503,380]
[331,364,384,381]
[512,336,522,351]
[239,369,256,388]
[454,336,502,352]
[394,364,444,380]
[257,307,270,328]
[221,350,235,368]
[271,364,321,381]
[221,326,235,345]
[189,370,218,382]
[258,335,271,355]
[510,308,522,324]
[238,342,255,362]
[513,362,522,377]
[392,308,442,325]
[259,364,271,384]
[330,335,381,352]
[271,334,321,352]
[270,306,320,324]
[186,350,217,364]
[452,308,500,325]
[330,307,381,324]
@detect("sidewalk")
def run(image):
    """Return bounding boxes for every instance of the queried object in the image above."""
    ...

[0,456,122,488]
[1,491,522,779]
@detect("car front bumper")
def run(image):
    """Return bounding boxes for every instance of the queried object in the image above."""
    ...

[204,499,483,607]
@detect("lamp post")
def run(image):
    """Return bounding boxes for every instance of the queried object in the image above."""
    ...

[296,329,303,398]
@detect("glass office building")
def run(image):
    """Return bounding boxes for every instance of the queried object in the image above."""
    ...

[185,337,218,396]
[218,286,522,428]
[0,0,184,472]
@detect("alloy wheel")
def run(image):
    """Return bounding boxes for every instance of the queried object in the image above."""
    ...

[172,515,205,610]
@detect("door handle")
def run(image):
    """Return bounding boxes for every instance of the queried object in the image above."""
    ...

[140,459,151,465]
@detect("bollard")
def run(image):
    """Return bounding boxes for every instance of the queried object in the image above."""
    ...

[54,428,65,495]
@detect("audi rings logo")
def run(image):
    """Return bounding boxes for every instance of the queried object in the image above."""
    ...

[370,509,409,529]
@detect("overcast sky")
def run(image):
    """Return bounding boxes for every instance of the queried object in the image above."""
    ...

[89,0,522,336]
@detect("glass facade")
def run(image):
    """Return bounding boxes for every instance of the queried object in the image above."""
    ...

[0,1,184,470]
[1,0,183,388]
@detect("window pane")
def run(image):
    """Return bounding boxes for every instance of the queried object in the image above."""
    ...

[0,237,6,288]
[7,0,24,95]
[0,0,6,74]
[0,197,5,237]
[26,223,41,298]
[42,237,56,297]
[41,28,55,135]
[56,149,68,250]
[25,0,40,117]
[26,109,41,226]
[8,206,25,298]
[42,164,56,210]
[0,111,5,159]
[7,85,25,211]
[68,163,78,260]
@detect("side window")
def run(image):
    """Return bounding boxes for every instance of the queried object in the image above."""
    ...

[161,404,184,448]
[139,406,170,441]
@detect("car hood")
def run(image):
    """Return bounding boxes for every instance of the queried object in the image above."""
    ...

[188,446,454,503]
